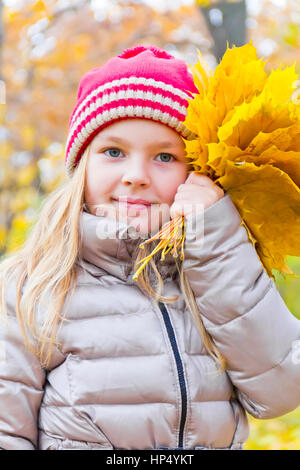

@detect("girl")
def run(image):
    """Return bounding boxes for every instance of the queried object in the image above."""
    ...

[0,45,300,451]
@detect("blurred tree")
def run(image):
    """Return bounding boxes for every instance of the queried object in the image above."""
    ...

[0,0,209,258]
[0,0,299,451]
[246,0,300,75]
[196,0,247,62]
[0,0,3,80]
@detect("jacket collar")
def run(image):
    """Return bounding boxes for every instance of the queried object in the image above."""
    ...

[78,209,178,283]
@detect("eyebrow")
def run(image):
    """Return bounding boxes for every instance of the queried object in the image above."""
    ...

[96,136,183,149]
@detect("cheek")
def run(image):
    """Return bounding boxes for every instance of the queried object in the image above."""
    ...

[85,160,116,202]
[158,165,188,204]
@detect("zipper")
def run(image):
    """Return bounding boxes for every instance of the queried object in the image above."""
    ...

[158,301,187,449]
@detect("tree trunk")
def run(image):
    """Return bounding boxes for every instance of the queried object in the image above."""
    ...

[199,0,247,63]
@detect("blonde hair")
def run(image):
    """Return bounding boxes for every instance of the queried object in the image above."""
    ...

[0,142,226,374]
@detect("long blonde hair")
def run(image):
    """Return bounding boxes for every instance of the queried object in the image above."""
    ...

[0,143,226,373]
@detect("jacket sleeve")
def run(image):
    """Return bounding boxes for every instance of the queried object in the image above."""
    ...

[0,279,47,450]
[182,192,300,420]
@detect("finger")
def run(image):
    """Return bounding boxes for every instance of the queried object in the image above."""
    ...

[215,185,225,197]
[175,186,218,202]
[170,200,197,219]
[170,202,185,219]
[174,190,200,201]
[185,172,214,187]
[177,183,208,193]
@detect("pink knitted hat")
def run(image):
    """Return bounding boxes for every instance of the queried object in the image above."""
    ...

[65,45,199,177]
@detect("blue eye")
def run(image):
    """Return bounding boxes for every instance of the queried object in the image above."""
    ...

[104,148,123,158]
[103,149,175,162]
[157,153,174,163]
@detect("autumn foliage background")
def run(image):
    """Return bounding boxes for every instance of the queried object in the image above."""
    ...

[0,0,300,450]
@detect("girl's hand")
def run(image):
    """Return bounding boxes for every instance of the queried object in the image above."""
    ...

[170,172,224,220]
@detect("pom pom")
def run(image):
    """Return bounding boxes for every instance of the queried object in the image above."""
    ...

[119,45,174,60]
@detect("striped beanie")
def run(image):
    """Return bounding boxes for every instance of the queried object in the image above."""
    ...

[65,45,199,177]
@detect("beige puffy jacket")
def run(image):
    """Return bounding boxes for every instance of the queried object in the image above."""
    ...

[1,193,300,450]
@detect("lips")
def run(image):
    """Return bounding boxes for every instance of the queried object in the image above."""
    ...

[114,198,152,207]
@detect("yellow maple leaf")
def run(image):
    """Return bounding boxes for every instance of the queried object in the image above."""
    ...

[133,41,300,282]
[183,42,300,279]
[245,124,300,154]
[216,161,300,278]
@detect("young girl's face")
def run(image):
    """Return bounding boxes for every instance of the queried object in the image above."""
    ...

[84,118,189,236]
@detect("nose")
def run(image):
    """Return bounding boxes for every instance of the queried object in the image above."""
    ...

[121,160,151,187]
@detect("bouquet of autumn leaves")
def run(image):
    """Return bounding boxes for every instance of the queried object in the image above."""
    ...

[133,40,300,282]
